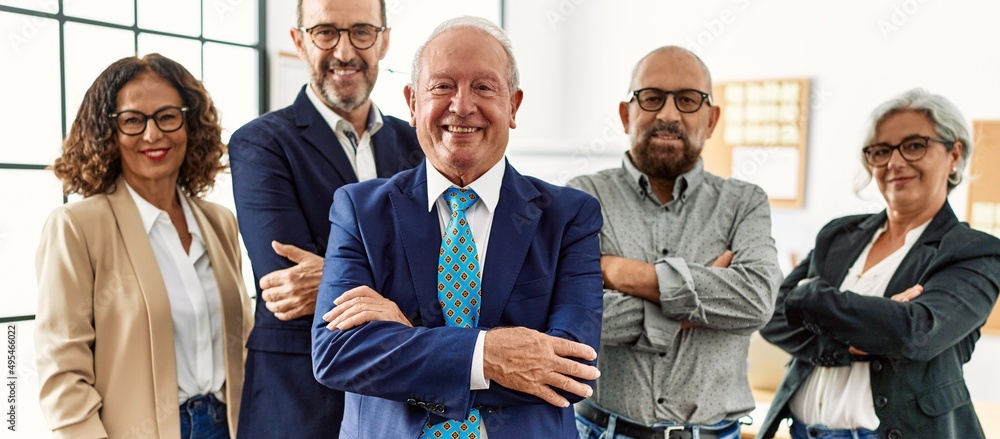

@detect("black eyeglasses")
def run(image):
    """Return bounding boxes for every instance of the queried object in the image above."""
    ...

[109,106,189,136]
[627,88,712,113]
[299,23,386,50]
[862,135,952,167]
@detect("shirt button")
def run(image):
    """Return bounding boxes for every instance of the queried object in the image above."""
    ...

[875,395,888,407]
[660,248,669,256]
[659,352,667,357]
[657,398,666,404]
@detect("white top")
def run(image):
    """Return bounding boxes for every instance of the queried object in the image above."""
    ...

[789,219,931,429]
[126,183,226,404]
[425,158,506,436]
[305,84,383,182]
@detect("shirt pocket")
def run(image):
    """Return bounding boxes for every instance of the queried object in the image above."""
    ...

[916,378,971,417]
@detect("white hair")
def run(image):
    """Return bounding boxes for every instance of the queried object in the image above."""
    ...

[409,16,520,92]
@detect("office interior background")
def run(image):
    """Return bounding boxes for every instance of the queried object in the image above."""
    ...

[2,0,999,436]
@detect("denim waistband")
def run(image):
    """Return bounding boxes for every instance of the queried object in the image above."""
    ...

[790,416,881,439]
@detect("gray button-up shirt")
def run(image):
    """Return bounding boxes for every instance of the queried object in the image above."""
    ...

[567,153,782,425]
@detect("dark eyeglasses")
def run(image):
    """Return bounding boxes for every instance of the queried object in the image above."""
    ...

[299,23,386,50]
[627,88,712,113]
[109,106,189,136]
[862,135,952,167]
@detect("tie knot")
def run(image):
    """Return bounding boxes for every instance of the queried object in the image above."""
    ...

[444,188,479,212]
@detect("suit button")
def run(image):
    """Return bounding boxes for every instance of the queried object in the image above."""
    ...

[436,404,446,413]
[872,360,883,372]
[888,429,902,439]
[406,398,417,405]
[875,396,888,408]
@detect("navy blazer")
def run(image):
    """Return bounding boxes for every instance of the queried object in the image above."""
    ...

[230,87,422,353]
[758,202,1000,439]
[312,160,604,439]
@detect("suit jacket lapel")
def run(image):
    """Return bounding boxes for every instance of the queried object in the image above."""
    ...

[106,182,179,422]
[390,162,446,327]
[821,211,885,285]
[480,163,542,328]
[884,201,957,297]
[372,116,402,178]
[293,87,358,184]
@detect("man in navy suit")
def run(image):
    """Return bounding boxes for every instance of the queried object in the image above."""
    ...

[313,16,604,438]
[228,0,421,436]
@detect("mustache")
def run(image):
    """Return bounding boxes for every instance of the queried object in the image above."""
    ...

[323,59,368,71]
[644,120,687,141]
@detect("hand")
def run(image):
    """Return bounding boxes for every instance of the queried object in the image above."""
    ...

[711,250,733,268]
[260,241,323,320]
[322,286,412,331]
[482,327,600,408]
[849,346,869,356]
[890,284,923,303]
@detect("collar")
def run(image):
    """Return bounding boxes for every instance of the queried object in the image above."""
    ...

[425,158,506,214]
[621,151,705,202]
[305,84,384,137]
[124,181,203,242]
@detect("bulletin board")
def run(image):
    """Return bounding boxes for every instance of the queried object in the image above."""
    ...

[701,78,810,208]
[966,120,1000,335]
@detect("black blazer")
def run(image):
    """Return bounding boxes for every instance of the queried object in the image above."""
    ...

[758,202,1000,439]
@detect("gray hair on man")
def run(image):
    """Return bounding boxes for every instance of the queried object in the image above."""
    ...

[862,88,973,192]
[410,16,520,93]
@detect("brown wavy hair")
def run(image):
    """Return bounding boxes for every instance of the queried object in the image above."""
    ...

[53,53,225,198]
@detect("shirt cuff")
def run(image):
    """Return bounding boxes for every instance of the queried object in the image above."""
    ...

[470,330,490,390]
[654,257,698,312]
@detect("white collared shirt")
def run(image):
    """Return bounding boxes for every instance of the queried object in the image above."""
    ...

[125,184,225,404]
[305,84,384,181]
[789,219,931,430]
[425,158,507,396]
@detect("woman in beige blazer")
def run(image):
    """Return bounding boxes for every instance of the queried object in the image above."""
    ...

[35,54,252,439]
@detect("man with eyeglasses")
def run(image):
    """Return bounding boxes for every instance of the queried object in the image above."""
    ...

[567,46,782,439]
[228,0,421,437]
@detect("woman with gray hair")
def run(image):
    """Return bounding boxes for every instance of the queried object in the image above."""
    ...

[757,88,999,439]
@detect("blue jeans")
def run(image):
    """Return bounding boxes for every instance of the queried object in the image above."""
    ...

[575,410,740,439]
[790,417,881,439]
[180,394,230,439]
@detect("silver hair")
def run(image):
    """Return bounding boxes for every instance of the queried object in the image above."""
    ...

[861,88,972,192]
[629,46,713,99]
[409,16,520,92]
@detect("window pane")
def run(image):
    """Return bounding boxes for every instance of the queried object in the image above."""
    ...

[63,0,134,26]
[0,170,64,318]
[203,0,257,45]
[0,12,62,165]
[203,43,258,143]
[0,0,58,13]
[138,33,202,79]
[137,0,200,37]
[63,22,134,134]
[372,0,501,119]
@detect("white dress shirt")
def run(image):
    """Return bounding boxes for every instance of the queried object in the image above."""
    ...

[425,158,506,432]
[126,184,226,404]
[305,84,383,181]
[789,219,931,429]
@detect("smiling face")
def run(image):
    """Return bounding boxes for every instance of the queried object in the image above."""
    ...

[115,72,188,193]
[871,110,962,214]
[292,0,389,116]
[404,27,523,185]
[621,49,719,180]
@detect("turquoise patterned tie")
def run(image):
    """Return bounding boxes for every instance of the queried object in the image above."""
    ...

[420,187,482,439]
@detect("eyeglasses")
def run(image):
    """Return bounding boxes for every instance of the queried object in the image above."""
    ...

[299,23,386,50]
[862,135,952,167]
[627,88,712,113]
[109,106,189,136]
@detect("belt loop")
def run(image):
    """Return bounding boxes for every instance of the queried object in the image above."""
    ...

[599,413,618,439]
[692,425,699,439]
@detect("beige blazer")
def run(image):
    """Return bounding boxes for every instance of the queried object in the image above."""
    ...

[34,182,253,439]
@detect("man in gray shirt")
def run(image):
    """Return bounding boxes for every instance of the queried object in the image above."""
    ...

[568,46,783,439]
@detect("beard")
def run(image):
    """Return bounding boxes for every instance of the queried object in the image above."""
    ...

[312,58,376,114]
[630,120,702,180]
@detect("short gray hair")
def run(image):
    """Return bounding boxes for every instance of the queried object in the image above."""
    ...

[861,88,972,192]
[410,16,520,93]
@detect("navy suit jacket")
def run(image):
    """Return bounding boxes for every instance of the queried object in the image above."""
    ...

[229,87,420,437]
[758,202,1000,439]
[312,160,604,439]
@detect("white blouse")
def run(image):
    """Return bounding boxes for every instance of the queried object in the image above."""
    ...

[788,218,930,429]
[126,184,225,404]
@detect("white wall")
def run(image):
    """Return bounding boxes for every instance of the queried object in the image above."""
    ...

[264,0,1000,402]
